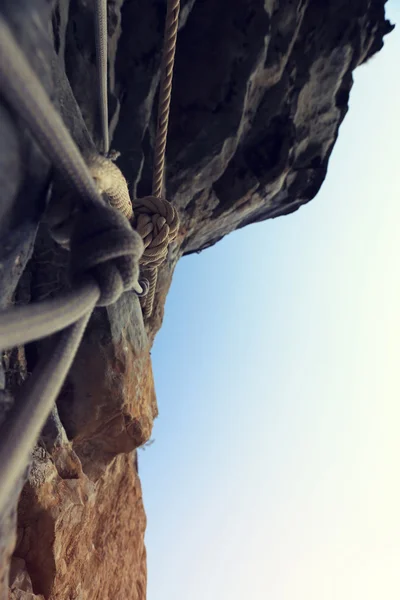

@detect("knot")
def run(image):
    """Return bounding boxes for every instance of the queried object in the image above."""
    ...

[70,203,144,306]
[131,196,179,319]
[131,196,179,268]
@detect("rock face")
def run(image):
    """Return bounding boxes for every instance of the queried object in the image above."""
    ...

[11,450,146,600]
[0,0,393,598]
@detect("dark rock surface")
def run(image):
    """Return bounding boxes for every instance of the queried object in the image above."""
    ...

[0,0,393,598]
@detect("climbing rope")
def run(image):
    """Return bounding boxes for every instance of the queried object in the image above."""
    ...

[95,0,109,154]
[0,15,144,514]
[152,0,181,198]
[132,0,181,318]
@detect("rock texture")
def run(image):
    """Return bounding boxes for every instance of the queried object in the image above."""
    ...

[0,0,393,599]
[12,450,146,600]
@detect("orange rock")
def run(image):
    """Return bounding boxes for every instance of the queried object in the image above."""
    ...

[13,453,146,600]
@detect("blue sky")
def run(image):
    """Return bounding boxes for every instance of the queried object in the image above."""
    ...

[140,4,400,599]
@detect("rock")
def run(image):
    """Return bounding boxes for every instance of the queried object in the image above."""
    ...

[57,297,157,480]
[0,0,393,598]
[9,558,35,595]
[12,452,146,600]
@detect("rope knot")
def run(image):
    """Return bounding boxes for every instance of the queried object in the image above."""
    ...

[71,203,144,307]
[131,196,179,318]
[132,196,179,267]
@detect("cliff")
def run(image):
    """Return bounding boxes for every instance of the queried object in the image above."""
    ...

[0,0,393,598]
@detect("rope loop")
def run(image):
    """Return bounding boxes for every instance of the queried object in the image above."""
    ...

[136,277,150,298]
[71,203,144,306]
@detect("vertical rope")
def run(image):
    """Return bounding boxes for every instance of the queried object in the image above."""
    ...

[138,0,180,320]
[142,267,158,319]
[152,0,180,198]
[95,0,109,154]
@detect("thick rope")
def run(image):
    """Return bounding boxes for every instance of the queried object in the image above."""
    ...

[88,154,133,219]
[0,15,143,515]
[0,313,91,517]
[132,195,179,317]
[0,283,99,348]
[152,0,180,198]
[95,0,109,154]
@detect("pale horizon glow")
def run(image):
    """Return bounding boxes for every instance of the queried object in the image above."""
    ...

[141,4,400,599]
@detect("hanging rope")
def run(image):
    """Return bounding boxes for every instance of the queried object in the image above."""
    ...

[0,15,144,515]
[133,0,181,318]
[152,0,180,198]
[95,0,109,154]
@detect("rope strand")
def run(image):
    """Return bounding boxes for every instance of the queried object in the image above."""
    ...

[0,283,99,349]
[136,0,181,319]
[0,314,91,515]
[95,0,109,154]
[152,0,180,198]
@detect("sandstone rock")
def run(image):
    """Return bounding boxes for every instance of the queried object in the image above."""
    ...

[57,300,157,480]
[0,0,393,598]
[12,452,146,600]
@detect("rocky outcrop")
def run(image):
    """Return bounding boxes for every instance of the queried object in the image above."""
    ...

[0,0,393,598]
[12,450,146,600]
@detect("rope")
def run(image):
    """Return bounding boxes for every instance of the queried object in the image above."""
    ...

[132,196,179,317]
[46,155,133,248]
[0,15,144,515]
[134,0,181,319]
[0,313,91,517]
[152,0,180,198]
[0,283,99,348]
[95,0,109,154]
[88,154,133,219]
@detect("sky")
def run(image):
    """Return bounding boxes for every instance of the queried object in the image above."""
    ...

[140,4,400,599]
